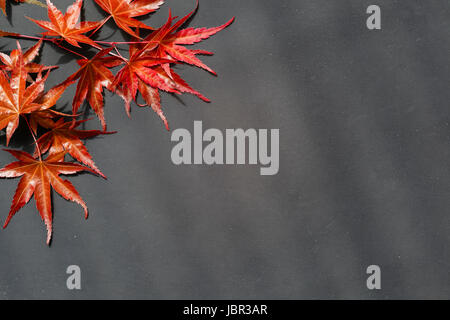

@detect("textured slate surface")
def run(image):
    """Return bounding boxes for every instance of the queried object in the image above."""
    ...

[0,0,450,299]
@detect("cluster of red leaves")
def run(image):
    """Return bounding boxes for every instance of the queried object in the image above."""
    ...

[0,0,233,244]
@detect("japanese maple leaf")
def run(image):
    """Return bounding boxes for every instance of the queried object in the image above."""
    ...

[29,109,77,135]
[0,150,96,244]
[136,65,209,130]
[94,0,164,38]
[27,0,101,48]
[64,48,123,130]
[111,40,208,130]
[35,118,114,178]
[139,7,234,75]
[0,40,57,74]
[109,46,170,115]
[0,50,72,145]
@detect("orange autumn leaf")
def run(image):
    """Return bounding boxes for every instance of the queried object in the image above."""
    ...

[29,109,75,135]
[94,0,164,38]
[64,48,123,130]
[109,45,174,126]
[0,43,72,145]
[35,118,115,178]
[0,39,56,74]
[134,65,209,130]
[0,150,97,244]
[140,6,234,75]
[27,0,101,48]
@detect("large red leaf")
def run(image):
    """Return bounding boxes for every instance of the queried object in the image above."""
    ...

[0,150,97,244]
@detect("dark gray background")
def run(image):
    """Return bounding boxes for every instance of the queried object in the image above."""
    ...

[0,0,449,299]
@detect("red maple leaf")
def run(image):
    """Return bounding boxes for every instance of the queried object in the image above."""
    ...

[109,6,233,130]
[27,0,101,48]
[0,46,72,145]
[0,150,97,244]
[94,0,164,38]
[112,58,209,130]
[35,118,114,178]
[134,65,209,130]
[109,45,170,117]
[64,48,123,130]
[29,109,73,135]
[111,42,208,130]
[139,7,234,75]
[0,40,56,74]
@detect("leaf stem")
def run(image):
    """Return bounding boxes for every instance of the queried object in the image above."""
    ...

[51,39,88,59]
[94,40,158,45]
[4,32,159,61]
[113,45,125,60]
[22,115,42,161]
[89,15,112,38]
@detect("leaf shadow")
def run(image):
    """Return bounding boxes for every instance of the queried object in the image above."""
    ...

[5,0,14,24]
[179,3,199,29]
[52,43,90,65]
[0,121,35,154]
[169,93,187,107]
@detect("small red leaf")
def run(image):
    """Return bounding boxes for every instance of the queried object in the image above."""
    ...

[94,0,164,38]
[27,0,101,48]
[64,48,123,130]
